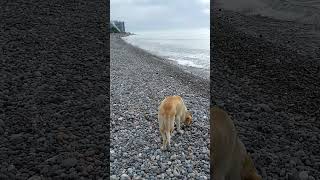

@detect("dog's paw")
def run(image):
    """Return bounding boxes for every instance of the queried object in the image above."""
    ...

[161,146,167,151]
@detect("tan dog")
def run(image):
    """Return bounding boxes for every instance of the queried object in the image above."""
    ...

[158,96,192,150]
[211,106,262,180]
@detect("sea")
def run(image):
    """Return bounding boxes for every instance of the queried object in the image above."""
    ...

[122,28,210,79]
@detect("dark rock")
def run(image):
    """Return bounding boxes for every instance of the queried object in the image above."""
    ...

[288,173,299,180]
[40,166,49,175]
[0,173,9,180]
[55,169,65,176]
[257,103,272,112]
[87,165,94,172]
[45,155,59,164]
[28,175,42,180]
[61,158,78,168]
[0,127,4,135]
[7,164,16,172]
[309,176,315,180]
[0,119,5,127]
[298,171,308,180]
[9,133,24,144]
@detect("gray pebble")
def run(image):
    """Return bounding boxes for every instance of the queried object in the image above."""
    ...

[61,158,78,168]
[309,176,315,180]
[127,168,133,175]
[28,175,42,180]
[120,173,130,180]
[0,119,5,127]
[299,171,308,180]
[110,175,118,180]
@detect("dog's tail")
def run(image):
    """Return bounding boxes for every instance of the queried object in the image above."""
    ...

[159,114,173,130]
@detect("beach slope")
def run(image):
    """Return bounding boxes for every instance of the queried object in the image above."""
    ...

[110,34,210,179]
[1,1,109,179]
[211,8,320,179]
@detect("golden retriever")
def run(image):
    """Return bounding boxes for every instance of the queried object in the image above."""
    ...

[158,96,192,150]
[211,106,262,180]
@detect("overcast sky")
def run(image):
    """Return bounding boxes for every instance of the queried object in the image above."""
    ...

[111,0,210,32]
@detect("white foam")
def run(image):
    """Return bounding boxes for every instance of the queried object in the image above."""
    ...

[122,29,210,72]
[175,59,206,69]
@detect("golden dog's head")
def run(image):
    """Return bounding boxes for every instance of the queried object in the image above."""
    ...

[241,154,262,180]
[184,111,192,126]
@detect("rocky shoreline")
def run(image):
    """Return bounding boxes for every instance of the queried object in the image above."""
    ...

[1,1,109,179]
[211,8,320,180]
[110,34,210,179]
[1,1,319,179]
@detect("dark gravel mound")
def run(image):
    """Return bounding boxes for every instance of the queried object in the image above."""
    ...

[1,1,109,179]
[211,8,320,180]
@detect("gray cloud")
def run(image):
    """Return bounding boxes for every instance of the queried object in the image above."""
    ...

[111,0,210,32]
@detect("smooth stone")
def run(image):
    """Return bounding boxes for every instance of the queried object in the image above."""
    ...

[61,158,78,168]
[120,174,130,180]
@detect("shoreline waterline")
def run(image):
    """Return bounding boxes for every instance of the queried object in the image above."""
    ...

[121,29,210,80]
[118,33,210,81]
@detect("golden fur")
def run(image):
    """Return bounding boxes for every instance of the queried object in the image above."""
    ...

[211,106,262,180]
[158,96,192,150]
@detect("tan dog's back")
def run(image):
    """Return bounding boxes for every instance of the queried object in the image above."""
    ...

[159,96,181,135]
[158,96,190,150]
[158,96,184,129]
[211,106,261,180]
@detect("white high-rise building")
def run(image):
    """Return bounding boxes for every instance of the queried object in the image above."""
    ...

[110,20,125,32]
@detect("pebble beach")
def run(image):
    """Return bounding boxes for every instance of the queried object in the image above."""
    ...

[1,1,109,179]
[211,8,320,180]
[110,34,210,179]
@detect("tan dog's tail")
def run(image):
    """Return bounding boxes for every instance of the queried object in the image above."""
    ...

[161,114,174,129]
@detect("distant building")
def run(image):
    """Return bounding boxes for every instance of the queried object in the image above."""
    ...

[113,21,125,32]
[110,20,125,33]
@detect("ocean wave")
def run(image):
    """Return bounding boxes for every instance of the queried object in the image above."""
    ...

[167,58,206,69]
[122,30,210,71]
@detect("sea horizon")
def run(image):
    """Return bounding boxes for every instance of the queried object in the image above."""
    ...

[122,28,210,79]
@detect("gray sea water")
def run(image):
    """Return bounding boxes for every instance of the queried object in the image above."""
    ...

[122,28,210,78]
[217,0,320,25]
